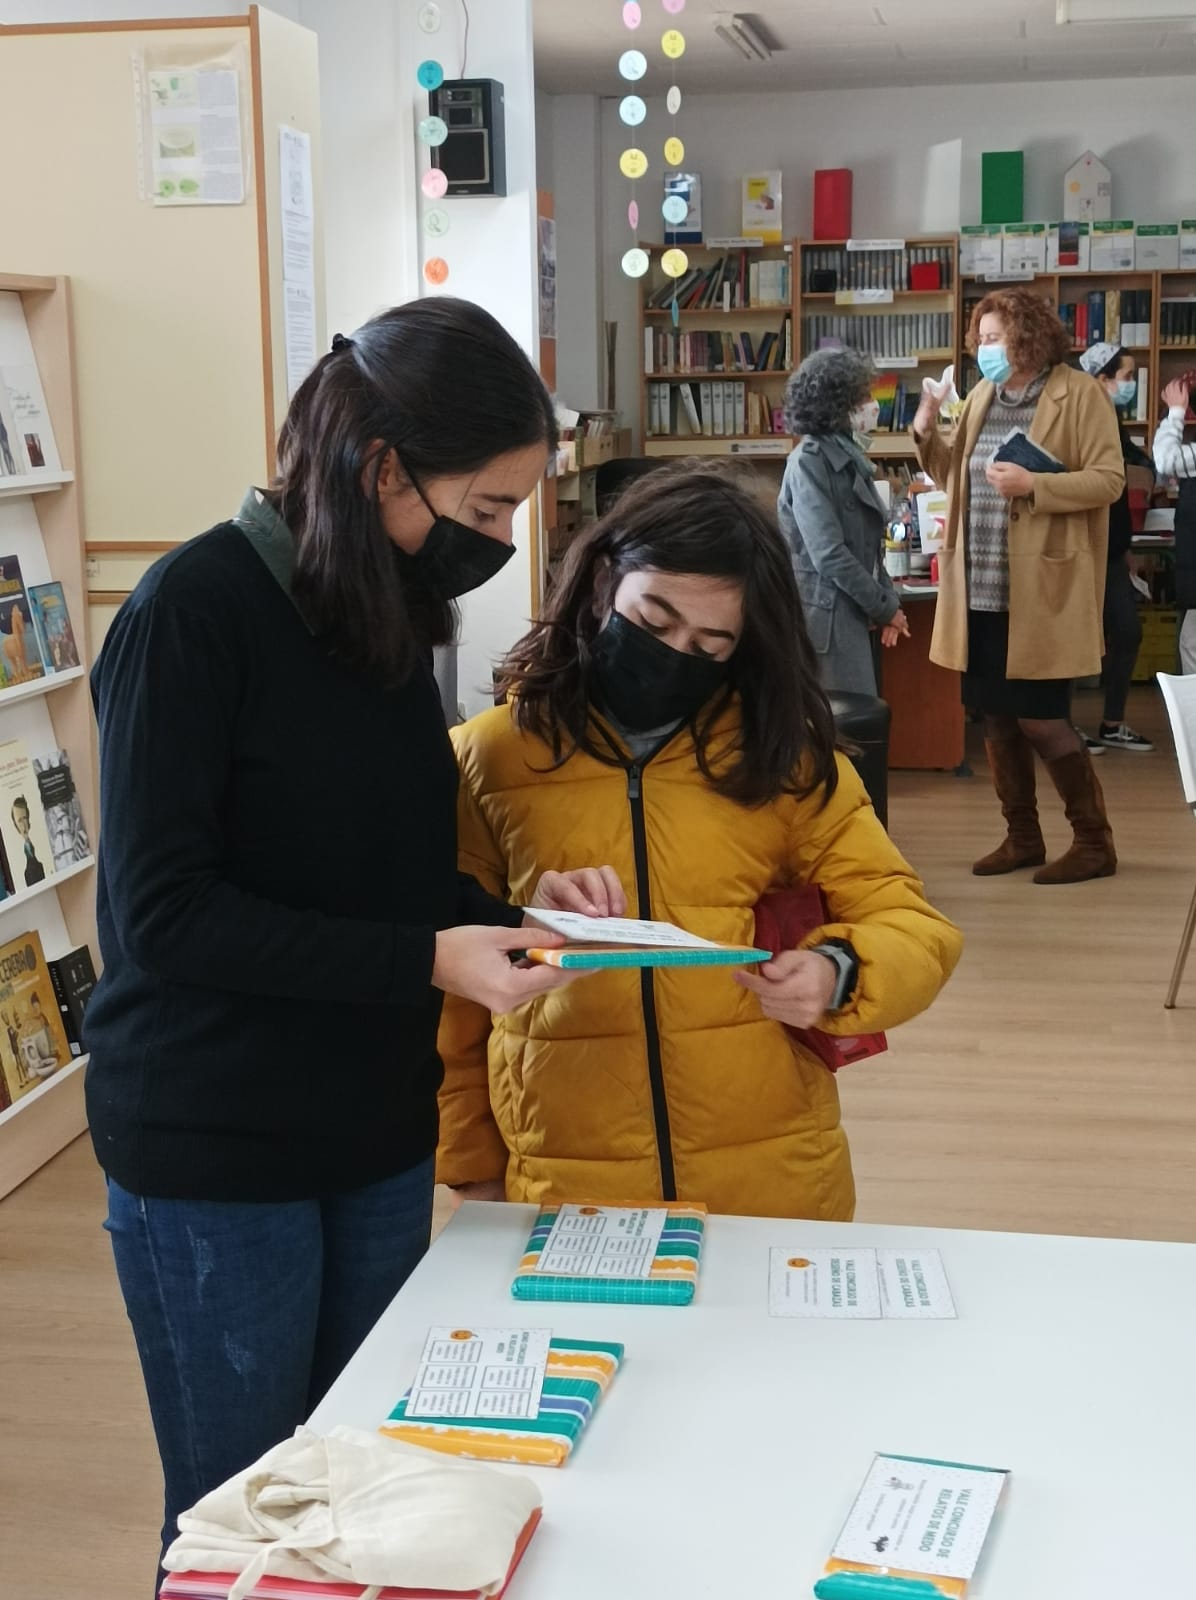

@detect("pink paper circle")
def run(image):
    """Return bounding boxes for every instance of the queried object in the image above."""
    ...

[421,167,448,199]
[623,1,642,26]
[628,199,639,229]
[662,0,685,12]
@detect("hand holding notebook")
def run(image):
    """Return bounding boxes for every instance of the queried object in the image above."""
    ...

[520,909,769,971]
[989,428,1066,474]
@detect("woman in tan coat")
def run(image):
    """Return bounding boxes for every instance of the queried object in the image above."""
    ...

[914,288,1124,884]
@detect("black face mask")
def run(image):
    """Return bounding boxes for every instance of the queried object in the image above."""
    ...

[402,513,515,600]
[590,610,730,732]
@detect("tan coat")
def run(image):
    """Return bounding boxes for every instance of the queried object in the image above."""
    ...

[917,363,1124,680]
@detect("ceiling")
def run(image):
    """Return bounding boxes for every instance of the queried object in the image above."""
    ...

[533,0,1196,94]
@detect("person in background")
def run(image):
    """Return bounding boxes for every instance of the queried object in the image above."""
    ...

[1153,374,1196,673]
[87,298,611,1592]
[437,465,961,1222]
[778,348,910,694]
[913,287,1124,884]
[1076,343,1154,752]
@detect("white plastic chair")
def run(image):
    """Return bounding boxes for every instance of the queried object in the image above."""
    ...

[1158,672,1196,1007]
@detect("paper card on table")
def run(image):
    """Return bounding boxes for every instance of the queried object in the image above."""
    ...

[406,1327,551,1421]
[535,1204,668,1280]
[769,1247,882,1318]
[828,1453,1009,1586]
[877,1248,957,1319]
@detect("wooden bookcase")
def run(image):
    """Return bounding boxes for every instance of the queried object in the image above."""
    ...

[0,273,97,1199]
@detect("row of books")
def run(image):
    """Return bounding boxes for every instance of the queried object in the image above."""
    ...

[647,381,785,439]
[645,252,790,312]
[868,374,926,435]
[801,245,954,292]
[1160,297,1196,347]
[1059,290,1153,348]
[804,313,952,360]
[0,925,96,1110]
[643,318,792,375]
[0,556,81,687]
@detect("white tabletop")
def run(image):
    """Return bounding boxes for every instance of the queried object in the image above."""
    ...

[310,1205,1196,1598]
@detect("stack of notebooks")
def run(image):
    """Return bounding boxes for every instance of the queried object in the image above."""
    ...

[511,1202,706,1305]
[381,1339,623,1468]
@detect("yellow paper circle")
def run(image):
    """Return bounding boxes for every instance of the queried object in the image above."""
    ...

[619,147,648,180]
[661,247,689,279]
[664,136,685,166]
[662,28,686,58]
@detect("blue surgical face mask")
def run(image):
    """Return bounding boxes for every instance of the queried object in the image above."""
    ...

[1114,379,1137,407]
[977,344,1013,385]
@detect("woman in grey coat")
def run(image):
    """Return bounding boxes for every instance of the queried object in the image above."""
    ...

[778,348,909,694]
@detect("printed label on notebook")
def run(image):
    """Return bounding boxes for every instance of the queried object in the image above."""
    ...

[406,1326,552,1420]
[768,1248,882,1318]
[520,909,726,950]
[877,1249,957,1319]
[830,1454,1009,1583]
[536,1204,668,1279]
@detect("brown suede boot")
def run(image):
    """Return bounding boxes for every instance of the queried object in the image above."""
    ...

[1033,750,1118,885]
[973,734,1047,876]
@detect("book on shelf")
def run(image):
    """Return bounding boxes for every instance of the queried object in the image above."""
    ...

[802,243,954,293]
[0,737,55,892]
[0,926,74,1107]
[33,748,91,872]
[1161,296,1196,347]
[643,323,790,375]
[0,556,45,690]
[28,582,81,674]
[0,291,62,476]
[47,943,96,1059]
[646,251,789,311]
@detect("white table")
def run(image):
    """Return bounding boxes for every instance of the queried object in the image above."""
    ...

[310,1205,1196,1597]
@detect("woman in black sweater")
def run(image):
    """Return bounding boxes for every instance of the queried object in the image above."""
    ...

[88,299,614,1588]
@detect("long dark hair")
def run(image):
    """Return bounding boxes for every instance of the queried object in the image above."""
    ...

[499,463,839,807]
[273,297,557,687]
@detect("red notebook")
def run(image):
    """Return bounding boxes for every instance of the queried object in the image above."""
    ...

[160,1510,541,1600]
[753,888,887,1071]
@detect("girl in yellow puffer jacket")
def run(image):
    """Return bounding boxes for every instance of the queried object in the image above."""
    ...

[437,464,962,1220]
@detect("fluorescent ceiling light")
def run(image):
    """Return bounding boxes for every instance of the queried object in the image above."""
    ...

[1057,0,1196,21]
[715,13,774,60]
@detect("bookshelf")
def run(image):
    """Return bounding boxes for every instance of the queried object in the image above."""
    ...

[0,273,97,1201]
[639,242,796,460]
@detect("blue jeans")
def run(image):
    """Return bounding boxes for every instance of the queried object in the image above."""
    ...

[105,1158,434,1594]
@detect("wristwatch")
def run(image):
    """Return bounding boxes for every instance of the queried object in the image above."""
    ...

[810,939,860,1012]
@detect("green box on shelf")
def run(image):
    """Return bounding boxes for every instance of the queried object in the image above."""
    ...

[981,152,1024,224]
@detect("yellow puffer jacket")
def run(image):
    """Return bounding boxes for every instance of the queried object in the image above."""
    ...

[437,705,962,1221]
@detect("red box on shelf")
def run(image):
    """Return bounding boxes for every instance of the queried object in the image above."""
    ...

[813,168,852,241]
[910,261,942,290]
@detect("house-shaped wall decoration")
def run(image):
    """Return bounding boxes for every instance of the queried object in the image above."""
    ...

[1064,151,1112,223]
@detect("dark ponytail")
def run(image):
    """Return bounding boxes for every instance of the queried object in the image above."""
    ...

[274,298,556,688]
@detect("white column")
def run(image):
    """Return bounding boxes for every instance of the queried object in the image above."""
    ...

[551,94,605,412]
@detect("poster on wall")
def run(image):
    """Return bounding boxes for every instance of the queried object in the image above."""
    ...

[538,216,557,341]
[147,67,245,205]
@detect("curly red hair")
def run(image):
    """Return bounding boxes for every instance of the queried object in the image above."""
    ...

[967,287,1070,374]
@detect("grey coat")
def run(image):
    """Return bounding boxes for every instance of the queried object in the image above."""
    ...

[778,432,899,695]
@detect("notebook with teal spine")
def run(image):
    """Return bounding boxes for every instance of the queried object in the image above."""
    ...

[520,908,768,971]
[512,1203,706,1305]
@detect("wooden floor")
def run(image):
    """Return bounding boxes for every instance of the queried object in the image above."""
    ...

[3,687,1193,1600]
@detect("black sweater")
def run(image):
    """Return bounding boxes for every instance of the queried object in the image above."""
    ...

[86,497,520,1201]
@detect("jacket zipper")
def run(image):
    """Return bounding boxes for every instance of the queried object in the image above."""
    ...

[626,763,677,1201]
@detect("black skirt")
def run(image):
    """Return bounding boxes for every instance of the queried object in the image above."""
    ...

[961,609,1072,720]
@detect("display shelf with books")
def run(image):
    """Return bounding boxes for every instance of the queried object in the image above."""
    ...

[639,242,796,461]
[0,274,98,1200]
[1156,271,1196,440]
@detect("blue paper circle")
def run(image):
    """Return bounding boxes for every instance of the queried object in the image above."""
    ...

[618,48,648,81]
[662,194,688,225]
[417,59,444,91]
[418,115,448,148]
[619,94,647,126]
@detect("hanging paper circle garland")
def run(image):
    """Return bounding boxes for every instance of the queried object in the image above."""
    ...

[664,135,684,166]
[619,147,648,180]
[622,247,650,279]
[421,167,448,199]
[662,193,687,226]
[618,48,647,79]
[622,0,642,25]
[662,28,685,58]
[417,2,442,31]
[628,199,640,228]
[418,115,448,147]
[424,257,449,285]
[417,59,444,91]
[661,248,689,278]
[666,84,682,114]
[619,94,647,126]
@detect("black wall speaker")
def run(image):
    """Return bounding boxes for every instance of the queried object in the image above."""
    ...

[429,79,507,198]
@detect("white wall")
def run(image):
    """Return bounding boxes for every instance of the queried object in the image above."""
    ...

[589,73,1196,445]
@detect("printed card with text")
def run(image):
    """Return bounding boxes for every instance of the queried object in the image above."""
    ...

[769,1247,883,1318]
[877,1248,958,1319]
[406,1326,552,1421]
[535,1204,669,1280]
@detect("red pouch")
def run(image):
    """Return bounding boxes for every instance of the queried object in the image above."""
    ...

[753,887,887,1072]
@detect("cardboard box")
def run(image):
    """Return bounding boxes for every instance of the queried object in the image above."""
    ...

[1136,223,1180,270]
[1002,222,1047,274]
